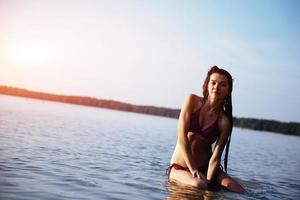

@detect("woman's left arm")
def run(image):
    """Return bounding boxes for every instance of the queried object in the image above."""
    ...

[206,115,230,184]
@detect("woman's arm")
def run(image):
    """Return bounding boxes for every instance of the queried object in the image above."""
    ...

[206,115,230,183]
[177,94,201,177]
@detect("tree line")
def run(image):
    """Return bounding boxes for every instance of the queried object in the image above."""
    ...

[1,85,299,136]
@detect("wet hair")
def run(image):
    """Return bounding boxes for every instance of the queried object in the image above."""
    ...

[202,66,233,173]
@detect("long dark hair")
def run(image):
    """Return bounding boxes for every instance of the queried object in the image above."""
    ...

[202,66,233,173]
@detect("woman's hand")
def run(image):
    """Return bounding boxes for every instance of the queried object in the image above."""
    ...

[191,169,208,188]
[191,169,205,179]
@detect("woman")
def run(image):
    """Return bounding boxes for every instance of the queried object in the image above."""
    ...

[167,66,246,193]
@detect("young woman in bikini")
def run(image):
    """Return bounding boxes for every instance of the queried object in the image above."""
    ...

[167,66,246,193]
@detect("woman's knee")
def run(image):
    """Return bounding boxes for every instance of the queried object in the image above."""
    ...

[219,174,246,194]
[191,179,207,189]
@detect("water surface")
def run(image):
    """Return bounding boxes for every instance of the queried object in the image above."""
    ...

[0,95,299,200]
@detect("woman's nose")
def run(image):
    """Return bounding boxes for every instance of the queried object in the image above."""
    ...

[214,83,219,89]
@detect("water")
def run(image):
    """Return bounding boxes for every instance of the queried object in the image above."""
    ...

[0,94,299,200]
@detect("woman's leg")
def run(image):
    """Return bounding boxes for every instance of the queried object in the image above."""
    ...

[169,168,207,189]
[217,171,247,194]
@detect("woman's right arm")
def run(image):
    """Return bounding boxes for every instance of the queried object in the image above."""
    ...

[177,94,199,176]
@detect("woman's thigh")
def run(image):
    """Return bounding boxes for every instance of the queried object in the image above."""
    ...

[169,168,207,189]
[217,171,247,194]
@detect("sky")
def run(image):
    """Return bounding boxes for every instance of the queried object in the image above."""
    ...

[0,0,299,122]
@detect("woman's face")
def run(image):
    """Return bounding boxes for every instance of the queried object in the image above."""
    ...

[207,73,230,100]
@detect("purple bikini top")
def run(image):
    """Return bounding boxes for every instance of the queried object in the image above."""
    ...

[188,106,219,144]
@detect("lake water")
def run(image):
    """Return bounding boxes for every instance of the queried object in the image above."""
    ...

[0,94,299,200]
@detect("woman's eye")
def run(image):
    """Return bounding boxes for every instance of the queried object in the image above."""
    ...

[221,83,227,87]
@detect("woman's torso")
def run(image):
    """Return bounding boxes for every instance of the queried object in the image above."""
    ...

[170,97,220,168]
[170,134,212,168]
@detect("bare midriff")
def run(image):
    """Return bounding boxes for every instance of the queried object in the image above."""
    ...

[170,131,212,170]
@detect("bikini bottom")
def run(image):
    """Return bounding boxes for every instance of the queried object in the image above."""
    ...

[166,163,208,179]
[166,163,221,189]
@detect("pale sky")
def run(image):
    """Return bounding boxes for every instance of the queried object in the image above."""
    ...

[0,0,299,122]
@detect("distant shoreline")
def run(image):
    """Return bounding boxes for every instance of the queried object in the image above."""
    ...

[0,85,299,136]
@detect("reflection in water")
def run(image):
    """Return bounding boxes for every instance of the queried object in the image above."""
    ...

[166,180,217,200]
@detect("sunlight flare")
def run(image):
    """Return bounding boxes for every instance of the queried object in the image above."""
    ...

[4,37,53,68]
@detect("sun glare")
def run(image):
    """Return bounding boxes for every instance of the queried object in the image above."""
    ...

[4,39,51,68]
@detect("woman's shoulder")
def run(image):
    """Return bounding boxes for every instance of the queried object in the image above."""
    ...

[181,94,204,113]
[217,112,231,129]
[185,93,204,104]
